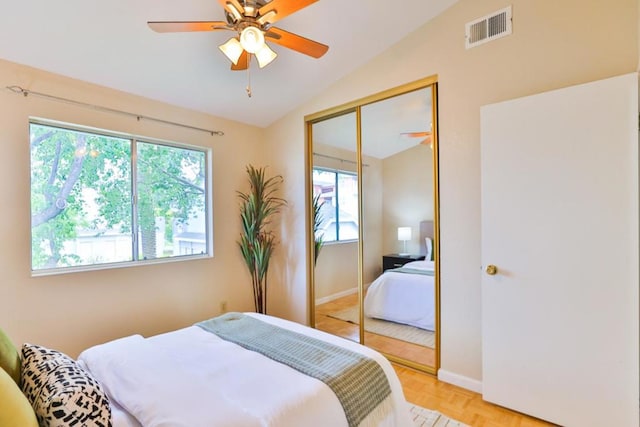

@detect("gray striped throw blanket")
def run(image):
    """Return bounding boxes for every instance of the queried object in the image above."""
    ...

[197,313,392,427]
[390,266,434,276]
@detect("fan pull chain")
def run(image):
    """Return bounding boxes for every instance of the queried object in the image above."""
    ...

[246,56,252,98]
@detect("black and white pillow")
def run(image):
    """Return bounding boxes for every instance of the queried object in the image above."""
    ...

[20,343,74,402]
[20,343,112,427]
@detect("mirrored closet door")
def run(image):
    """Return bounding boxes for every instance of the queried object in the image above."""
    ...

[309,109,361,344]
[306,76,440,373]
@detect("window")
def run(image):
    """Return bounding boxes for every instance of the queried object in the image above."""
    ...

[312,168,358,242]
[30,120,211,274]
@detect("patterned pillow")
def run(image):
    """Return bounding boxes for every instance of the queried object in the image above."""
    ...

[20,343,74,402]
[20,343,112,427]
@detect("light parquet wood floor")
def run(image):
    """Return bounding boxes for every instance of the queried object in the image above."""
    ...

[315,293,435,366]
[395,365,555,427]
[315,295,554,427]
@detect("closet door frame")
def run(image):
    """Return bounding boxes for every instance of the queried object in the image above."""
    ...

[305,75,441,374]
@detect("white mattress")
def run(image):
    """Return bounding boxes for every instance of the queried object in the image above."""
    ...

[79,313,412,427]
[364,260,435,331]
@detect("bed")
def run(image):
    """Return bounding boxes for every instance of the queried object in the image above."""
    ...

[1,313,413,427]
[363,221,435,331]
[364,260,435,331]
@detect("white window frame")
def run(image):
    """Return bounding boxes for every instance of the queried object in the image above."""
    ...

[29,118,213,276]
[312,167,359,244]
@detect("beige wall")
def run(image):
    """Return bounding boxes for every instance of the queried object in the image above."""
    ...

[382,144,434,255]
[311,143,383,300]
[361,155,384,285]
[312,143,359,300]
[0,59,266,357]
[266,0,638,385]
[313,242,358,300]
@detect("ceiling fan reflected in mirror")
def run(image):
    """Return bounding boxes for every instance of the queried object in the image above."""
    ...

[401,131,433,148]
[148,0,329,71]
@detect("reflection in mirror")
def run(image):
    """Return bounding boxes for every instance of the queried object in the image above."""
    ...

[361,87,436,368]
[310,111,361,343]
[307,76,439,373]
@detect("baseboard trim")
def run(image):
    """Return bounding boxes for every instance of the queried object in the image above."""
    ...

[315,287,357,305]
[437,369,483,394]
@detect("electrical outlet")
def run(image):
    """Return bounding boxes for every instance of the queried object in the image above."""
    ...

[220,301,227,313]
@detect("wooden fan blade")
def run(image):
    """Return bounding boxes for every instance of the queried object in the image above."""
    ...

[419,136,432,145]
[231,51,249,71]
[258,0,318,24]
[148,21,229,33]
[266,27,328,58]
[401,131,431,138]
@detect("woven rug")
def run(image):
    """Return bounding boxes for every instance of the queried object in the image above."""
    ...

[410,404,468,427]
[327,305,435,348]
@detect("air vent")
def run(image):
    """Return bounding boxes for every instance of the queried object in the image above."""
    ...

[465,6,512,49]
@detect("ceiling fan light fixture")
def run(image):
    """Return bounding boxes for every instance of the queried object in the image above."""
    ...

[240,26,265,54]
[256,10,277,26]
[255,43,277,68]
[219,37,243,65]
[226,3,243,22]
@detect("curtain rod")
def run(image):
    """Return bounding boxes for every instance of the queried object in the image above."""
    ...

[6,85,224,137]
[313,152,369,167]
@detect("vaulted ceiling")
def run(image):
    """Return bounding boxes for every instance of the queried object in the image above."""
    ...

[0,0,458,127]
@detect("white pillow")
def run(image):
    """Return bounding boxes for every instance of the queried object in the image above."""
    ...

[425,237,433,261]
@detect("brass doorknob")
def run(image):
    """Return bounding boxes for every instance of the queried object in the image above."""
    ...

[485,264,498,275]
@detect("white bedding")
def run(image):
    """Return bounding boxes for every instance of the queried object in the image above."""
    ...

[79,313,412,427]
[364,260,435,331]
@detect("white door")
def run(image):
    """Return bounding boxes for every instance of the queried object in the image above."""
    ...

[480,73,639,426]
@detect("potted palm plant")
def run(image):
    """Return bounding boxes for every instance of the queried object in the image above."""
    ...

[237,165,286,314]
[312,193,325,265]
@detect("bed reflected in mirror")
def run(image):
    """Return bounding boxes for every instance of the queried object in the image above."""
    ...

[361,87,436,368]
[307,77,439,373]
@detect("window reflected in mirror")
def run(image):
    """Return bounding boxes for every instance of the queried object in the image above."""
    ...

[310,110,361,344]
[312,168,359,243]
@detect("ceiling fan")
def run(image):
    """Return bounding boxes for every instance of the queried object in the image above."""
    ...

[401,131,432,146]
[148,0,329,71]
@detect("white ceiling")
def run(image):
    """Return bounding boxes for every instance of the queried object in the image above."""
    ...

[0,0,458,128]
[313,86,433,159]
